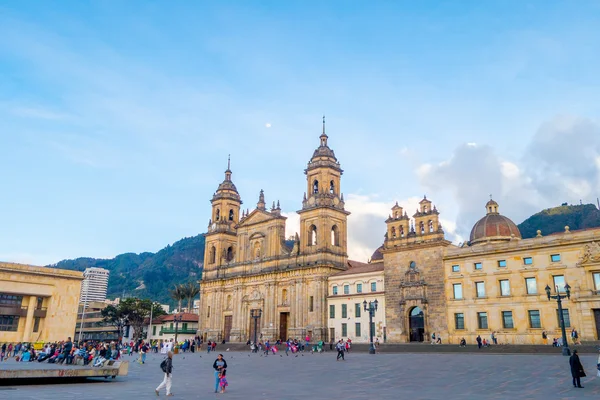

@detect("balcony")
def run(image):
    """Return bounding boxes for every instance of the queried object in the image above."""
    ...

[160,327,197,335]
[34,308,47,318]
[0,305,28,317]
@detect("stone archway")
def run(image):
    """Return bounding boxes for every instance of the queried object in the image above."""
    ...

[409,306,425,342]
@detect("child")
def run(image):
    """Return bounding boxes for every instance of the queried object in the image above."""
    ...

[219,369,228,393]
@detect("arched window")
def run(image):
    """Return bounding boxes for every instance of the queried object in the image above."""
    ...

[329,180,335,194]
[226,246,234,262]
[419,221,425,234]
[391,227,396,238]
[229,209,234,221]
[400,226,405,238]
[215,209,220,221]
[331,225,339,246]
[409,261,416,269]
[209,246,216,264]
[428,220,434,233]
[424,205,428,213]
[394,211,399,218]
[313,180,319,194]
[309,225,317,246]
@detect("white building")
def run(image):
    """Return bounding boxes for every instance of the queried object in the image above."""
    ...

[327,260,386,343]
[80,267,109,303]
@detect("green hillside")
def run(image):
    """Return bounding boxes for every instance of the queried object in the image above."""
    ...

[517,203,600,239]
[49,234,205,305]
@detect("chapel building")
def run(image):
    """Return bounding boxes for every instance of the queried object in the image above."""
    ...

[199,123,350,342]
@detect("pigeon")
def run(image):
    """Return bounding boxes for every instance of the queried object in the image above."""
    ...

[226,348,230,352]
[295,355,298,358]
[280,355,282,357]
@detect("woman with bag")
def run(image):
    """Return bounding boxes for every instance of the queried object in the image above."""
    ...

[569,349,585,388]
[212,354,228,394]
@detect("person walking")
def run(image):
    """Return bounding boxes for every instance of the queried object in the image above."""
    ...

[336,339,345,361]
[571,328,580,345]
[213,354,228,394]
[476,335,482,349]
[569,349,585,388]
[491,331,497,345]
[156,351,173,397]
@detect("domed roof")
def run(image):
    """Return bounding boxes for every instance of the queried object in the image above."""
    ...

[370,245,384,261]
[469,199,521,245]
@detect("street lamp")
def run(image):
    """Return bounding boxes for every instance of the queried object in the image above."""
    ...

[363,299,378,354]
[174,314,183,344]
[545,283,571,356]
[250,309,262,352]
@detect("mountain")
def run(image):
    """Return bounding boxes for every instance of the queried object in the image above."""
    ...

[517,203,600,239]
[49,234,205,305]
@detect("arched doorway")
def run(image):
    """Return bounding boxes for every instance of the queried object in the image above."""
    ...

[409,307,425,342]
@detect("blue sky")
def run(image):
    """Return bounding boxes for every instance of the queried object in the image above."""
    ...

[1,1,600,264]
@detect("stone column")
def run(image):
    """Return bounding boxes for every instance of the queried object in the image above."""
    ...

[22,296,36,342]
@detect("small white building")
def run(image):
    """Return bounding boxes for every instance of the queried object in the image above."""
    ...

[327,260,386,343]
[149,313,199,342]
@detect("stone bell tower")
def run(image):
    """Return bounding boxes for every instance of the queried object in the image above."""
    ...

[204,156,242,271]
[297,117,350,258]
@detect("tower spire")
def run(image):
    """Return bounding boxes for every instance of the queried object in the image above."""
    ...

[224,155,232,181]
[320,115,328,146]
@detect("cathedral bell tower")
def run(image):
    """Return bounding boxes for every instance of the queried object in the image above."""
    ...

[204,156,242,270]
[297,117,350,256]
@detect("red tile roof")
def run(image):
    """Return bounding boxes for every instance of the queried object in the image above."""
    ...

[161,313,199,323]
[332,260,384,276]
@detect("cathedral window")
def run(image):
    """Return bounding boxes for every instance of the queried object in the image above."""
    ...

[226,246,234,262]
[419,221,425,234]
[229,209,234,221]
[215,209,220,221]
[209,246,216,264]
[409,261,416,269]
[400,226,404,238]
[313,180,319,194]
[329,180,335,194]
[309,225,317,246]
[424,205,428,212]
[331,225,340,246]
[391,227,396,238]
[428,220,434,233]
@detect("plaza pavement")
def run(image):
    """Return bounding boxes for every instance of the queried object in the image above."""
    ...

[0,350,599,399]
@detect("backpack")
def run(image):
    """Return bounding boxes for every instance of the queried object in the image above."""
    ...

[160,358,168,372]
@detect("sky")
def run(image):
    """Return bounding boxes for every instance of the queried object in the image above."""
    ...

[1,1,600,265]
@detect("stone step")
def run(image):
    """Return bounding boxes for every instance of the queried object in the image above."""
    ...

[212,342,600,354]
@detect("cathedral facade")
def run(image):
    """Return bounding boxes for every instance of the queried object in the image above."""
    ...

[199,126,350,342]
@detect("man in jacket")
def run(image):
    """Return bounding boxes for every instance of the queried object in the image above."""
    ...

[336,340,345,361]
[156,351,174,396]
[569,349,585,388]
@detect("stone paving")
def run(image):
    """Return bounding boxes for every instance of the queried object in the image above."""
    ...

[0,350,599,399]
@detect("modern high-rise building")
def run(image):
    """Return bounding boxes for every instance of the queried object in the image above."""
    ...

[80,267,109,303]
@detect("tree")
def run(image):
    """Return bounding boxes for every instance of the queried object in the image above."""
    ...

[169,285,186,312]
[184,282,200,311]
[101,304,127,338]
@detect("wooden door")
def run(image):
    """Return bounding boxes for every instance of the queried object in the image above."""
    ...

[279,313,288,341]
[223,315,232,342]
[594,309,600,339]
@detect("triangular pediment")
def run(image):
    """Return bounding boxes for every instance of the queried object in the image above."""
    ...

[237,209,277,227]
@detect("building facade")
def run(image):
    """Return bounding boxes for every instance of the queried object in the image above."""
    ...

[379,197,451,343]
[445,200,600,344]
[152,313,199,342]
[0,262,83,343]
[81,267,109,303]
[200,125,350,343]
[75,301,125,342]
[327,260,386,343]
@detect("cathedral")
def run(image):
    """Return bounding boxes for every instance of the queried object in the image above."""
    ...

[199,122,350,342]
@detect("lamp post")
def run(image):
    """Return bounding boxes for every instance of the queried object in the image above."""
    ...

[250,309,262,352]
[545,283,571,356]
[174,314,183,344]
[363,299,378,354]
